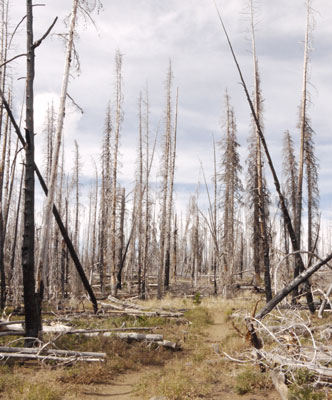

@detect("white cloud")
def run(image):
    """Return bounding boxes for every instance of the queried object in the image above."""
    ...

[6,0,332,219]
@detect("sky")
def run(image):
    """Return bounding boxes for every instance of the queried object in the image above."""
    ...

[6,0,332,221]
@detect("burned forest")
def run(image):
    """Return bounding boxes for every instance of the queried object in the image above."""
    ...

[0,0,331,399]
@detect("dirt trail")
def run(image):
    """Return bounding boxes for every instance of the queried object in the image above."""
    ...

[80,368,147,399]
[78,308,281,400]
[206,310,280,400]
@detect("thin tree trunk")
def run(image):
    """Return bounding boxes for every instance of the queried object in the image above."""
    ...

[116,188,125,289]
[158,62,172,298]
[293,0,310,300]
[250,0,272,301]
[22,0,41,342]
[110,51,123,297]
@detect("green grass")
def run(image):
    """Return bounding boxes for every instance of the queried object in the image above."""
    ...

[184,306,213,329]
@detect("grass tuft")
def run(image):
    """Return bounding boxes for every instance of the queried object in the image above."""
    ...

[235,366,273,394]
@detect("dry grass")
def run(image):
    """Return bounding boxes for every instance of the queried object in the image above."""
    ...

[137,295,261,399]
[5,292,328,399]
[0,365,71,400]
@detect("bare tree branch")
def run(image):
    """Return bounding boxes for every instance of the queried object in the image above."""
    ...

[33,17,58,49]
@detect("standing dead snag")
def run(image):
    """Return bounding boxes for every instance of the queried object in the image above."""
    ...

[219,91,243,293]
[214,2,315,313]
[22,0,41,342]
[0,88,98,314]
[109,50,123,297]
[158,62,172,299]
[37,0,79,306]
[249,0,272,302]
[293,0,316,308]
[158,62,177,297]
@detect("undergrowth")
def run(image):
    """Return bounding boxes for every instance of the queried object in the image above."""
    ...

[0,365,66,400]
[234,366,273,394]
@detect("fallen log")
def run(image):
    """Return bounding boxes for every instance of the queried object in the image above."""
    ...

[111,333,163,341]
[0,320,25,328]
[0,346,106,358]
[156,340,180,350]
[69,331,180,349]
[68,327,157,334]
[107,295,146,310]
[0,352,103,363]
[0,330,25,336]
[98,307,183,318]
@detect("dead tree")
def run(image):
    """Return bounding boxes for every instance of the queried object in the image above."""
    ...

[109,50,123,296]
[22,0,41,341]
[249,0,272,301]
[164,87,178,290]
[293,0,313,301]
[219,91,243,293]
[158,62,177,296]
[0,90,98,311]
[304,125,319,267]
[214,2,315,312]
[158,62,173,299]
[282,131,298,276]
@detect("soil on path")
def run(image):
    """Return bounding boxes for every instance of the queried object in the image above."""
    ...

[78,308,281,400]
[79,368,147,399]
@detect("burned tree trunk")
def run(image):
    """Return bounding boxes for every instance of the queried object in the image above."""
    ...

[22,0,41,341]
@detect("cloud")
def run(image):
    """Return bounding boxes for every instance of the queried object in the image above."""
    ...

[7,0,332,221]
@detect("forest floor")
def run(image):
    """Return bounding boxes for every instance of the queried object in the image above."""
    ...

[76,294,281,400]
[0,289,329,399]
[78,305,281,400]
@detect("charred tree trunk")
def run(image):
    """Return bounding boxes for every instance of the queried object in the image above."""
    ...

[22,0,41,342]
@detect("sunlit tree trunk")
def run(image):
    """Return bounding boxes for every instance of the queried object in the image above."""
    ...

[158,62,173,299]
[37,0,79,303]
[110,50,123,296]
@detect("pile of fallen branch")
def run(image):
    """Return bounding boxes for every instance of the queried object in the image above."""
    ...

[224,309,332,398]
[0,345,105,364]
[98,295,185,318]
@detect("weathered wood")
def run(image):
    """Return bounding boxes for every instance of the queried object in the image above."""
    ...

[256,252,332,320]
[260,350,332,378]
[0,346,106,358]
[0,330,25,336]
[68,327,156,334]
[107,295,146,310]
[157,340,180,350]
[99,305,183,317]
[318,282,332,318]
[0,320,24,327]
[0,352,103,362]
[270,371,288,400]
